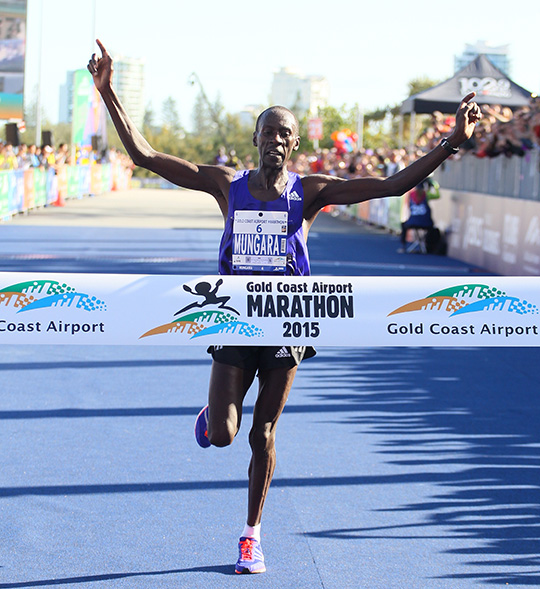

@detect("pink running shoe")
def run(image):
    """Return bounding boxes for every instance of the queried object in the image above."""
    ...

[235,536,266,574]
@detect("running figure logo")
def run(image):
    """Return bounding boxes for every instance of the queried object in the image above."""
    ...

[140,278,263,341]
[175,279,239,316]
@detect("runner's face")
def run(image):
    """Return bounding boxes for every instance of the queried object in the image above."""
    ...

[254,110,300,168]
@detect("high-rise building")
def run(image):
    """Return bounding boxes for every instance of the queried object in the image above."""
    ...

[271,67,329,116]
[58,55,145,128]
[455,41,510,76]
[237,104,261,128]
[58,70,75,123]
[113,55,145,128]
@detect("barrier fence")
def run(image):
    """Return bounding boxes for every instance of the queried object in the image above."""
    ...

[0,163,132,220]
[437,150,540,201]
[324,151,540,230]
[324,195,402,234]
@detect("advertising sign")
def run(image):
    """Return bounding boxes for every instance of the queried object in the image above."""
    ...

[0,273,538,347]
[307,118,323,141]
[0,0,26,120]
[448,191,540,276]
[71,69,106,149]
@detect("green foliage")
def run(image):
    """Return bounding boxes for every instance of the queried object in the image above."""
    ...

[142,104,157,132]
[297,103,406,152]
[298,104,359,152]
[161,97,182,134]
[407,76,441,97]
[131,91,257,176]
[19,74,441,172]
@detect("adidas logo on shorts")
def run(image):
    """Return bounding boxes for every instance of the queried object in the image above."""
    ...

[275,347,291,359]
[289,191,302,201]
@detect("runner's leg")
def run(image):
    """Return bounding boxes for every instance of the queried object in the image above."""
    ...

[207,360,256,447]
[246,365,298,526]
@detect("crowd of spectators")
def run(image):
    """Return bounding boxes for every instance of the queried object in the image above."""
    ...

[286,98,540,181]
[289,147,408,180]
[417,96,540,161]
[0,141,134,173]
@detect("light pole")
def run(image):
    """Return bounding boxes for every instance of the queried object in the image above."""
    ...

[356,105,364,150]
[35,0,44,146]
[90,0,96,53]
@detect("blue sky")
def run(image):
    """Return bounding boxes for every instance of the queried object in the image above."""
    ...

[25,0,540,127]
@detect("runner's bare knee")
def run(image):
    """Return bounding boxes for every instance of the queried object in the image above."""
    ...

[208,415,238,447]
[249,421,276,453]
[207,361,255,447]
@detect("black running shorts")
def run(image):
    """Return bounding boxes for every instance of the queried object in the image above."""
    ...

[207,345,316,372]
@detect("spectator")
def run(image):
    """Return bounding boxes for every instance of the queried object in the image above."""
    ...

[226,149,243,169]
[27,145,42,168]
[0,143,19,169]
[384,149,405,175]
[398,178,438,253]
[41,145,56,168]
[16,143,31,170]
[55,143,71,167]
[214,146,228,166]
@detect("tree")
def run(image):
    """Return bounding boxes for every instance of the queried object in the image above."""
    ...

[407,76,440,97]
[161,97,182,135]
[298,104,358,152]
[192,92,213,136]
[143,103,158,134]
[16,73,444,176]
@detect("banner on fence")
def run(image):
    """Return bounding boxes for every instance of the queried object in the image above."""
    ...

[0,273,538,347]
[0,164,130,219]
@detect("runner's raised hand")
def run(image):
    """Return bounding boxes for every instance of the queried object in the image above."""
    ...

[87,39,113,93]
[448,92,483,146]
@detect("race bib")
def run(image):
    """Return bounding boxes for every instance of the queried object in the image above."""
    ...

[232,210,288,272]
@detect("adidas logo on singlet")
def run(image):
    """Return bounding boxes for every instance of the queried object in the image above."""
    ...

[275,347,291,359]
[289,191,302,201]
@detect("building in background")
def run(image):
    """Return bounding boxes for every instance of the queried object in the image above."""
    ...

[455,41,511,76]
[59,54,145,129]
[270,67,329,116]
[58,70,75,123]
[237,104,262,127]
[112,54,145,128]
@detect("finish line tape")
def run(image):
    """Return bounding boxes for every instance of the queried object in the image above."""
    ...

[0,273,539,347]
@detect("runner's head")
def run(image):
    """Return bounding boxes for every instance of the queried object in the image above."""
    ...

[255,106,299,135]
[253,106,300,169]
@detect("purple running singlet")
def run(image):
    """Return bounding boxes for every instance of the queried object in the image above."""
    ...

[218,170,310,276]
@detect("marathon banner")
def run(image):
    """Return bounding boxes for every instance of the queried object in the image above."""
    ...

[0,273,539,347]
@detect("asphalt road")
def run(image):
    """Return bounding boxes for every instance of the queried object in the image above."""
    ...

[0,188,486,277]
[1,189,538,588]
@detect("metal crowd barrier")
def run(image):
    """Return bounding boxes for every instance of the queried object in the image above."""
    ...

[0,163,132,221]
[435,150,540,201]
[323,151,540,235]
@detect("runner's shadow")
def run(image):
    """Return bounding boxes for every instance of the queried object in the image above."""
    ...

[297,347,540,587]
[0,564,235,588]
[0,359,208,371]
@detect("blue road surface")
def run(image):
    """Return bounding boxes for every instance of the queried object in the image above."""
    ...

[1,191,539,588]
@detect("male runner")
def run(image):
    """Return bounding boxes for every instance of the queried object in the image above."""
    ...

[88,39,481,574]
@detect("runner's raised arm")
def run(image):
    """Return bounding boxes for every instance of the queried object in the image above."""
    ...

[87,40,234,212]
[302,93,482,221]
